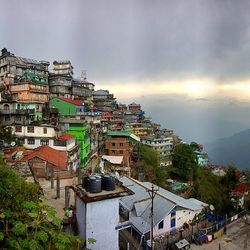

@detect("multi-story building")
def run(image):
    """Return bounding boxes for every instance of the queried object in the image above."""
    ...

[48,60,74,98]
[71,78,94,101]
[10,72,49,104]
[125,122,149,138]
[0,48,49,86]
[11,125,79,170]
[67,124,91,168]
[141,135,173,166]
[105,130,140,166]
[0,101,36,126]
[51,97,85,116]
[128,102,141,113]
[72,177,133,250]
[93,89,116,112]
[49,74,72,98]
[194,151,209,167]
[53,60,73,76]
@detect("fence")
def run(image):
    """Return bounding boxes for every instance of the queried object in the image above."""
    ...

[153,210,246,249]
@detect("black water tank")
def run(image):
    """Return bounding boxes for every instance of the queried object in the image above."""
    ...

[102,174,115,191]
[82,176,90,191]
[88,175,102,193]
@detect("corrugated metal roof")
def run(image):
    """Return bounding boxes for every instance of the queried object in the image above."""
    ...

[120,177,175,233]
[143,182,206,211]
[120,177,207,234]
[102,155,123,164]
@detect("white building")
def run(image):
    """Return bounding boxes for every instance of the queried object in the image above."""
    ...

[72,179,133,250]
[11,125,79,170]
[11,125,74,150]
[141,136,173,166]
[119,177,208,241]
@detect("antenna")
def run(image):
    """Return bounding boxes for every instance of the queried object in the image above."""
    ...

[80,70,87,81]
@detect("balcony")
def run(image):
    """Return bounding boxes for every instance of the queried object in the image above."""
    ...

[0,109,35,115]
[29,87,49,94]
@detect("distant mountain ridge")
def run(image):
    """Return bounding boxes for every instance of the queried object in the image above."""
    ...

[205,129,250,170]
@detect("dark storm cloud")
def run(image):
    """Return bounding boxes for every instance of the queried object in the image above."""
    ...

[1,0,250,83]
[1,0,250,143]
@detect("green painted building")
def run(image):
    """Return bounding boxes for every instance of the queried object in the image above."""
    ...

[50,97,84,116]
[67,124,91,168]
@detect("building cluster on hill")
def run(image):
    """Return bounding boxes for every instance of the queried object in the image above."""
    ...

[0,48,223,250]
[1,48,198,177]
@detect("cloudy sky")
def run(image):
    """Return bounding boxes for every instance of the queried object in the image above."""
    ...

[1,0,250,142]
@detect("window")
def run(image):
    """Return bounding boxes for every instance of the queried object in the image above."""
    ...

[120,143,124,146]
[27,126,34,133]
[43,128,47,134]
[112,150,115,154]
[3,104,10,111]
[5,116,10,121]
[15,116,21,121]
[15,126,22,132]
[27,138,35,145]
[171,211,176,228]
[112,142,115,146]
[158,220,164,229]
[119,150,123,154]
[40,139,49,145]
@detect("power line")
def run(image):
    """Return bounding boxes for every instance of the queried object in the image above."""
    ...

[147,184,159,250]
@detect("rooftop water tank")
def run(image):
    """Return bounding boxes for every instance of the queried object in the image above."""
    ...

[102,174,116,191]
[88,175,102,193]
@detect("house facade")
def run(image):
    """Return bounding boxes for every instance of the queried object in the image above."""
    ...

[67,124,91,168]
[51,97,85,116]
[72,177,133,250]
[141,136,173,166]
[119,177,208,242]
[0,48,49,85]
[105,130,140,166]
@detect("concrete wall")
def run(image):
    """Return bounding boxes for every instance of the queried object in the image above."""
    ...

[153,213,172,237]
[51,97,77,115]
[175,208,201,228]
[153,207,202,237]
[105,137,131,166]
[12,125,57,138]
[76,197,120,250]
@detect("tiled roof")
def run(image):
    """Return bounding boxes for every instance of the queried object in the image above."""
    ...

[22,145,67,169]
[59,97,84,106]
[233,183,250,195]
[58,133,75,141]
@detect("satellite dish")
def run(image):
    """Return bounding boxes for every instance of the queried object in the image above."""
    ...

[209,205,215,211]
[10,141,16,147]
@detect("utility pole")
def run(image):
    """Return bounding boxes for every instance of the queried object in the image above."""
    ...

[147,184,158,250]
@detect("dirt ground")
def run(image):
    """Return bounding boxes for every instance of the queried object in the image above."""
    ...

[191,218,250,250]
[39,177,79,217]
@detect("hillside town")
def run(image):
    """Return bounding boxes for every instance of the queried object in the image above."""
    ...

[0,48,250,250]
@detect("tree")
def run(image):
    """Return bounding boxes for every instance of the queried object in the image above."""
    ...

[135,145,169,186]
[220,165,238,191]
[0,126,13,144]
[0,165,82,249]
[192,168,235,215]
[171,143,198,181]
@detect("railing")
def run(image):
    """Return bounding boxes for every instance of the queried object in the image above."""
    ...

[0,109,35,114]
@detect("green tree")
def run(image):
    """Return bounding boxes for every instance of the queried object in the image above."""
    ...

[135,145,168,186]
[192,168,234,215]
[171,143,198,181]
[190,141,200,151]
[0,126,13,144]
[220,165,238,191]
[0,165,82,250]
